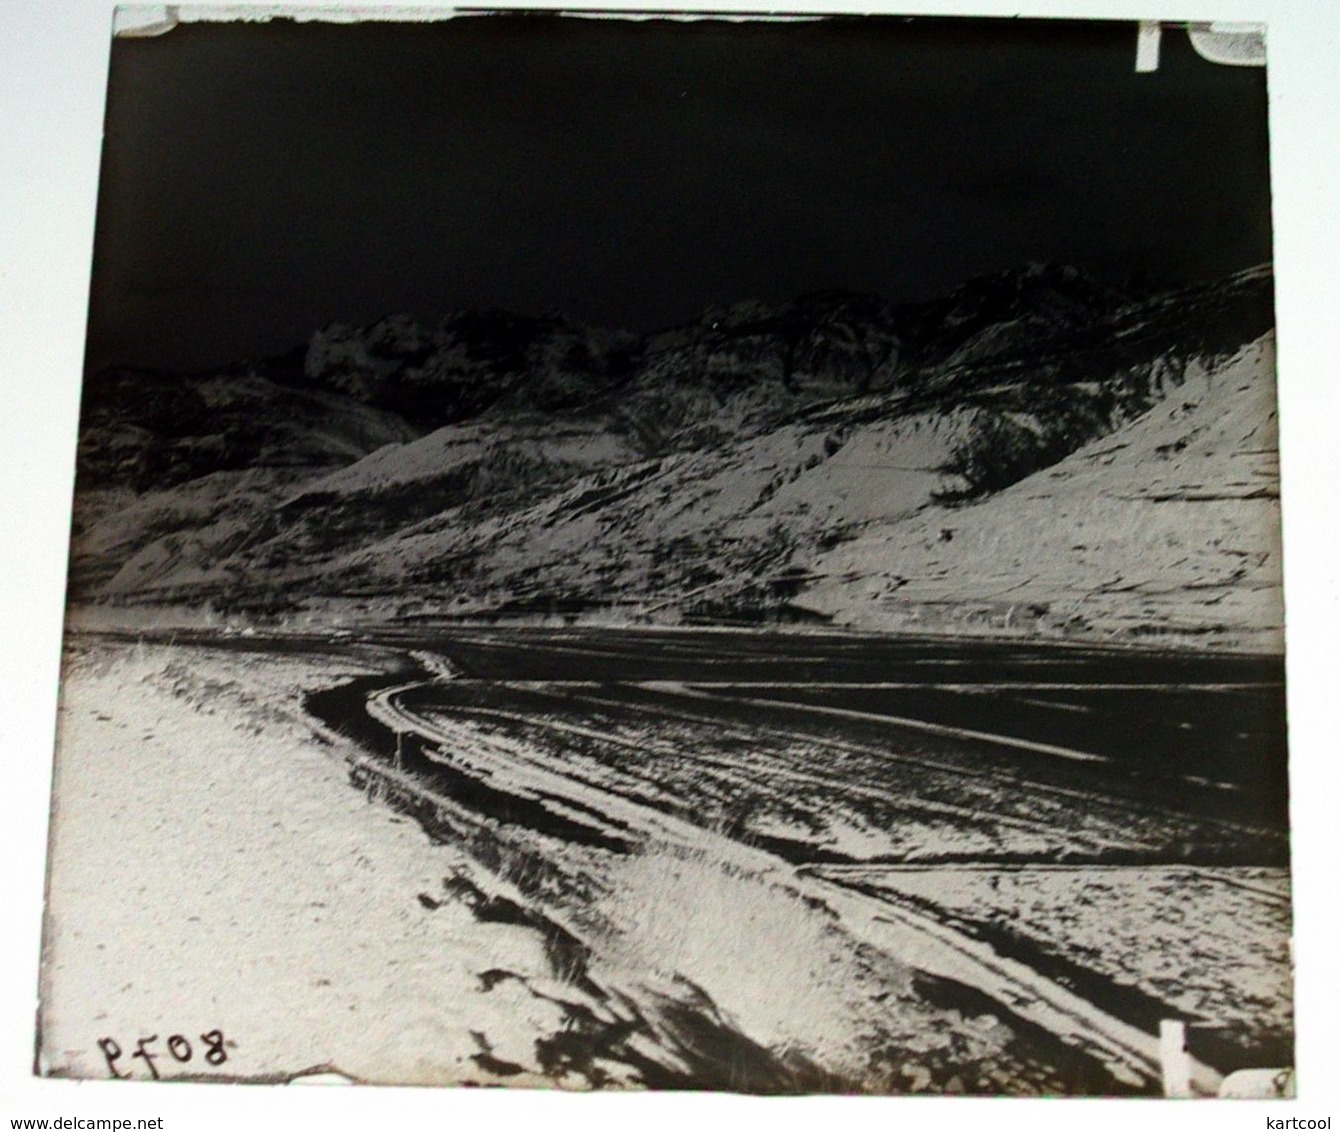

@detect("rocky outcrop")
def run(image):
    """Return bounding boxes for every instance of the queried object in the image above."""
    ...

[76,366,419,490]
[797,335,1284,648]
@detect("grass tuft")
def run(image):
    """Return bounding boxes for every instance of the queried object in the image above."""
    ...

[595,842,871,1069]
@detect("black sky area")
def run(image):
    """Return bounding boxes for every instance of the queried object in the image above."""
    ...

[84,13,1273,374]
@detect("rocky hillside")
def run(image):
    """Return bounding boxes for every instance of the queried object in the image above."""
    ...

[800,333,1283,645]
[67,263,1281,647]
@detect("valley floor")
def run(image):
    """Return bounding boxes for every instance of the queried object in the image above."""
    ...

[37,632,1293,1095]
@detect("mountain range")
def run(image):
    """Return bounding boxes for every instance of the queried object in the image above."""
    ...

[67,261,1282,647]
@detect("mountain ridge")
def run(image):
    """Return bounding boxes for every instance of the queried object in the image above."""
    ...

[67,261,1282,647]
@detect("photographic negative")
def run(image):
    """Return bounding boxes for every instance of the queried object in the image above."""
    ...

[38,8,1290,1095]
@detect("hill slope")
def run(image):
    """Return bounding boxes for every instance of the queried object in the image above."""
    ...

[66,264,1282,647]
[799,334,1282,646]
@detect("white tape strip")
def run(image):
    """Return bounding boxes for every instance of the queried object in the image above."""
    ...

[1136,20,1162,73]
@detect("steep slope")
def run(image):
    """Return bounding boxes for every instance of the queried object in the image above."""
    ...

[262,407,978,619]
[894,260,1136,371]
[67,263,1282,647]
[67,288,917,603]
[76,367,420,489]
[796,334,1283,647]
[69,369,422,597]
[300,311,643,428]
